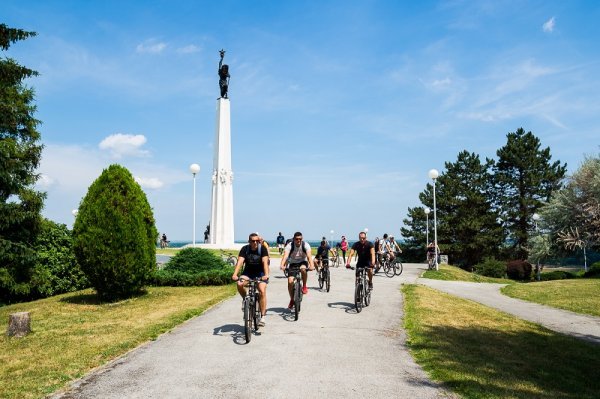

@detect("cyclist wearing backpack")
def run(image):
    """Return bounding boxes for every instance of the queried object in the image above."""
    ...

[280,231,314,309]
[232,233,270,326]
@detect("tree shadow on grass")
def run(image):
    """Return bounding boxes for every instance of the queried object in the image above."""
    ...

[59,290,148,305]
[411,324,600,399]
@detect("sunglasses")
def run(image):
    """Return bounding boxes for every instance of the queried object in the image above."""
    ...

[294,237,303,241]
[250,239,260,243]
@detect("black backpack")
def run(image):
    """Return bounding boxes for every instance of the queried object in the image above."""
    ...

[289,241,308,255]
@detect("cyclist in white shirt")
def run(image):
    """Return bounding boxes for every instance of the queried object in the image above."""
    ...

[280,231,314,309]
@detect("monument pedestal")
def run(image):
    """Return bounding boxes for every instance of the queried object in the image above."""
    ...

[209,98,235,246]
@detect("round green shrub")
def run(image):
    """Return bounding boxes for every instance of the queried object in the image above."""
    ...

[164,247,229,272]
[583,262,600,278]
[474,257,506,278]
[539,270,577,281]
[506,260,533,281]
[72,164,158,300]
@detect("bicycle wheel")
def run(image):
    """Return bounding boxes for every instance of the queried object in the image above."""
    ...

[364,277,371,307]
[354,281,363,313]
[243,298,252,343]
[395,261,403,276]
[325,268,331,292]
[385,259,395,277]
[293,279,301,320]
[318,269,324,289]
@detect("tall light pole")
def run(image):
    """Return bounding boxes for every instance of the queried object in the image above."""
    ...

[424,207,430,247]
[533,213,541,280]
[330,229,334,247]
[190,163,201,247]
[428,169,439,271]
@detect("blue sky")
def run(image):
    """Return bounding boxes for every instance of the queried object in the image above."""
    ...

[3,1,599,242]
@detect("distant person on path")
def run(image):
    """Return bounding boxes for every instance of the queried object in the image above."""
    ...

[346,231,376,290]
[314,239,331,273]
[426,242,439,263]
[280,232,314,309]
[340,236,349,263]
[232,233,269,326]
[276,232,285,255]
[390,236,402,257]
[160,233,169,249]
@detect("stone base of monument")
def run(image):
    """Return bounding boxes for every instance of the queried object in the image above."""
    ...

[7,312,31,338]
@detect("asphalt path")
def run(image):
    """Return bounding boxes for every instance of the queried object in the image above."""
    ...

[52,261,455,399]
[418,278,600,345]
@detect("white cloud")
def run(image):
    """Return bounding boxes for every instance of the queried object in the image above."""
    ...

[135,176,164,189]
[177,44,200,54]
[37,174,56,189]
[543,17,555,33]
[99,134,150,158]
[136,40,167,54]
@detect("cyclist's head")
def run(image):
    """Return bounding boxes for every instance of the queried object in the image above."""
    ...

[359,232,367,241]
[320,240,327,247]
[293,232,303,242]
[248,233,260,245]
[383,233,388,239]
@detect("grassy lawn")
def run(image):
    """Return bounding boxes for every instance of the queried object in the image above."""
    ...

[0,285,236,399]
[403,284,600,399]
[501,279,600,317]
[155,247,181,255]
[422,263,514,284]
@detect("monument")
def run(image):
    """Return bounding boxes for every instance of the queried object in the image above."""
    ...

[208,50,235,246]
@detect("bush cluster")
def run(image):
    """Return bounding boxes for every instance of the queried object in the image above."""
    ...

[153,248,234,286]
[73,165,158,300]
[31,219,89,297]
[539,270,577,281]
[473,257,506,278]
[583,262,600,278]
[506,260,533,281]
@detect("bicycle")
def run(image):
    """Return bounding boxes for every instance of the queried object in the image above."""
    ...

[239,277,262,343]
[317,258,331,292]
[381,253,395,278]
[329,249,340,268]
[287,265,303,321]
[354,266,371,312]
[393,251,403,276]
[220,250,237,266]
[427,253,437,270]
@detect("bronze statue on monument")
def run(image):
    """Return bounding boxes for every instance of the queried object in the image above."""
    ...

[218,49,230,99]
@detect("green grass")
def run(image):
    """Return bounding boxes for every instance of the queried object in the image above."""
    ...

[502,279,600,317]
[423,263,514,284]
[0,285,236,399]
[403,284,600,399]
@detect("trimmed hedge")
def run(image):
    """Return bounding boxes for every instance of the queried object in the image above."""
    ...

[474,257,506,278]
[539,270,577,281]
[153,247,234,286]
[506,260,533,281]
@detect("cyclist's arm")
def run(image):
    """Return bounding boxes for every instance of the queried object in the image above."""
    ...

[370,247,376,266]
[232,255,244,281]
[261,255,269,280]
[306,247,314,270]
[346,248,355,266]
[280,249,290,270]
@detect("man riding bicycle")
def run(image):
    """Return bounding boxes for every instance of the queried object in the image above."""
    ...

[232,233,270,326]
[380,233,395,263]
[426,242,439,265]
[346,231,376,290]
[280,232,314,309]
[314,240,331,273]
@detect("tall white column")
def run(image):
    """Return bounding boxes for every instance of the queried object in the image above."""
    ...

[209,98,235,245]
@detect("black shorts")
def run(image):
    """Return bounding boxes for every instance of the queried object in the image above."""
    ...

[241,269,268,283]
[355,263,373,276]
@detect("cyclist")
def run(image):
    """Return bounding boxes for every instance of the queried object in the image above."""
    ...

[426,241,439,266]
[346,231,376,290]
[276,232,285,255]
[280,231,314,309]
[381,233,395,263]
[389,236,403,258]
[232,233,270,326]
[314,239,331,273]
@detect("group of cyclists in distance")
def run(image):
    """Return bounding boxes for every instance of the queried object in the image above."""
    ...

[231,230,411,328]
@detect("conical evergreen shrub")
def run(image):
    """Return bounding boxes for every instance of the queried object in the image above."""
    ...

[72,164,158,299]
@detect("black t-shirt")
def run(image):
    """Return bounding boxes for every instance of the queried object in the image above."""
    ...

[238,245,268,276]
[351,240,374,267]
[316,245,331,258]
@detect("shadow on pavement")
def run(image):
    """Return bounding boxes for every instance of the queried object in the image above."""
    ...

[212,323,248,345]
[328,301,357,314]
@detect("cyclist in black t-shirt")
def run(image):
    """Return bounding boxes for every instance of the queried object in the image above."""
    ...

[314,240,331,273]
[232,233,270,325]
[346,231,376,289]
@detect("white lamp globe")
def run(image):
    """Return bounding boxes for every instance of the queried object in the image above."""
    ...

[190,163,200,175]
[424,207,430,214]
[428,169,439,179]
[532,213,540,222]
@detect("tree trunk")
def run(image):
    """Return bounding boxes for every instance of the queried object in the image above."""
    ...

[7,312,31,337]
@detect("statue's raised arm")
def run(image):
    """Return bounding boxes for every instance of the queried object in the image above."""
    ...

[218,49,229,99]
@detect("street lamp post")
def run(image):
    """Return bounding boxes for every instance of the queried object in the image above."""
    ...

[190,164,201,247]
[424,207,430,247]
[533,213,541,280]
[330,229,334,247]
[428,169,439,271]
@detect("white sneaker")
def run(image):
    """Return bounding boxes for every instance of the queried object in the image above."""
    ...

[258,318,266,327]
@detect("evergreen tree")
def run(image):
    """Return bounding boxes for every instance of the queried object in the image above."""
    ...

[0,24,45,302]
[493,128,566,259]
[400,206,429,262]
[73,164,158,300]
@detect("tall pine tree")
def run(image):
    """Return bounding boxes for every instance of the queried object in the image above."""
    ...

[0,24,45,302]
[493,128,566,259]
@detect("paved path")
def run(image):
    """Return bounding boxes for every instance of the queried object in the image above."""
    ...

[52,262,454,399]
[418,278,600,345]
